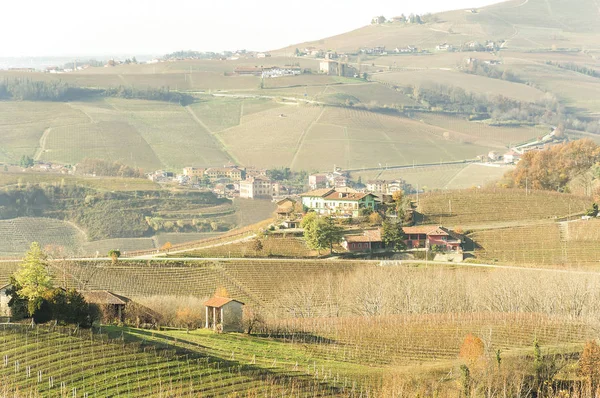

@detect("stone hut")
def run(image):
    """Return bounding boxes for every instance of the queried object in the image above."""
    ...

[204,296,244,333]
[81,290,129,322]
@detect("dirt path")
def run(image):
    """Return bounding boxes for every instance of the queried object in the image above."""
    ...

[184,105,239,164]
[289,106,326,169]
[33,127,52,161]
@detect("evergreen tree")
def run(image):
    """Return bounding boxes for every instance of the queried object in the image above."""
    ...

[381,219,406,251]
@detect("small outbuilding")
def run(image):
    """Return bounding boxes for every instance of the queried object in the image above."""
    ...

[204,296,245,333]
[81,290,130,322]
[0,284,12,318]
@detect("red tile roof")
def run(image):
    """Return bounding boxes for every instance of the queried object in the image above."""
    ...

[300,188,335,197]
[81,290,129,305]
[402,226,449,236]
[203,297,245,308]
[345,229,382,243]
[323,192,373,201]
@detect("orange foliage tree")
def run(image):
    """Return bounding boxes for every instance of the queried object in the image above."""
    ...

[579,340,600,393]
[506,139,600,191]
[459,333,485,368]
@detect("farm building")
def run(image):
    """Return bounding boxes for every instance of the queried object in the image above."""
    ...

[503,150,522,164]
[342,229,383,252]
[300,188,378,217]
[81,290,130,322]
[402,226,463,251]
[204,296,245,333]
[0,284,12,317]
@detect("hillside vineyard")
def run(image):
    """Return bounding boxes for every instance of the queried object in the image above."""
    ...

[1,0,600,396]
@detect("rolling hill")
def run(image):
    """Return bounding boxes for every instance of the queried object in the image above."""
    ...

[276,0,600,54]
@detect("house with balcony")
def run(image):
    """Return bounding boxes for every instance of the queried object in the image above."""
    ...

[300,188,377,217]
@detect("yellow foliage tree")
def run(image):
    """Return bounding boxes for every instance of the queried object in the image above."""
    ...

[214,286,229,298]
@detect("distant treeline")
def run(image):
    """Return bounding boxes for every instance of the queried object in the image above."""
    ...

[0,79,98,101]
[401,84,561,124]
[463,60,521,83]
[75,158,145,178]
[0,78,194,105]
[396,84,600,134]
[545,61,600,79]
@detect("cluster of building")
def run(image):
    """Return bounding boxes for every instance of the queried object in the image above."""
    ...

[341,225,463,253]
[308,168,349,190]
[436,40,499,52]
[365,179,408,195]
[233,66,303,78]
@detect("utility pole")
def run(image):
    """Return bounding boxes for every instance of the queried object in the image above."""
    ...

[526,177,528,196]
[449,199,452,216]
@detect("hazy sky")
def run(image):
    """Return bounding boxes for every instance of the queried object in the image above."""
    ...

[1,0,502,57]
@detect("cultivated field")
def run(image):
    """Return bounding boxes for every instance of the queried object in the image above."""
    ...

[416,113,549,148]
[181,236,316,259]
[0,325,339,397]
[0,218,85,257]
[417,188,591,226]
[472,219,600,267]
[221,105,494,171]
[0,102,88,164]
[373,69,547,102]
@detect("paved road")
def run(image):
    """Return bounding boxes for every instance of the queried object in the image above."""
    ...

[2,256,596,276]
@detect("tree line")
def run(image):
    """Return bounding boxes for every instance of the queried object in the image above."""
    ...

[75,158,145,178]
[0,78,194,105]
[463,59,521,83]
[546,61,600,79]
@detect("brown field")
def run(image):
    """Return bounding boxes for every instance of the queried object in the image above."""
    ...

[373,69,547,102]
